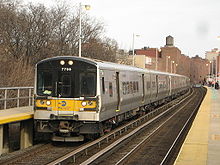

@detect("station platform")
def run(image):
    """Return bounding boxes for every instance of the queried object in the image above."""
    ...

[174,87,220,165]
[0,106,33,155]
[0,106,33,125]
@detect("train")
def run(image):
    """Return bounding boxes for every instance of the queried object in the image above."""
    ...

[34,56,190,141]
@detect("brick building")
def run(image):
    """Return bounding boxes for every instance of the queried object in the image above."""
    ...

[160,46,182,74]
[190,55,209,84]
[133,36,209,84]
[217,56,220,76]
[135,47,161,70]
[205,48,220,77]
[205,48,219,61]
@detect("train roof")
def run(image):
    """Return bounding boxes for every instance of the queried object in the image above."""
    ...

[37,56,149,72]
[37,56,188,78]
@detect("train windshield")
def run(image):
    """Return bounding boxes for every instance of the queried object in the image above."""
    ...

[37,71,53,96]
[37,60,97,98]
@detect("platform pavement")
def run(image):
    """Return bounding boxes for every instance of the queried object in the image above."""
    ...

[0,106,33,155]
[0,106,33,125]
[174,87,220,165]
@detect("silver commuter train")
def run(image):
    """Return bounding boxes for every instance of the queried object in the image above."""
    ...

[34,56,190,141]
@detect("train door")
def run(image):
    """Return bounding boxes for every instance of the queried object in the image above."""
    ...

[156,75,159,98]
[169,75,171,96]
[149,73,152,102]
[116,72,120,111]
[142,74,145,102]
[167,76,171,96]
[56,71,74,115]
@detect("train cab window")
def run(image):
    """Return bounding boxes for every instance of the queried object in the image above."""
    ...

[80,73,96,97]
[61,75,71,97]
[37,71,53,96]
[37,60,97,98]
[109,82,113,97]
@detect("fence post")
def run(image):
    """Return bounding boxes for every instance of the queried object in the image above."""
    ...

[29,88,32,106]
[17,89,20,107]
[4,89,7,109]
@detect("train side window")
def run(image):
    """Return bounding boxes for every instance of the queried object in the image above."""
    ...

[127,82,130,94]
[124,82,127,95]
[102,77,105,94]
[109,82,113,97]
[124,82,127,94]
[122,82,126,95]
[133,82,136,93]
[136,82,139,92]
[130,82,133,94]
[152,81,155,88]
[147,81,151,89]
[159,82,161,89]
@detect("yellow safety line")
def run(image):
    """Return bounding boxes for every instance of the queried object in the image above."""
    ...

[174,87,211,165]
[0,113,33,125]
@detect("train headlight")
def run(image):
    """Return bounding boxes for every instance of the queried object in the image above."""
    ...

[68,60,73,65]
[60,60,65,65]
[81,101,87,107]
[46,101,51,106]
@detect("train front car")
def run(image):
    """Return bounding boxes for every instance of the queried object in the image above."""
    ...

[34,57,100,142]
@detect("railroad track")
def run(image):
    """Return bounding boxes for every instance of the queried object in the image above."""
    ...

[160,87,206,165]
[0,88,201,165]
[95,87,206,165]
[0,142,84,165]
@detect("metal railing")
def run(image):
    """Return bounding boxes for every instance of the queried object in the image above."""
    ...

[0,87,34,110]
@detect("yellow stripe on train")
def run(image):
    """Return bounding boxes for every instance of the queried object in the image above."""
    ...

[35,99,96,111]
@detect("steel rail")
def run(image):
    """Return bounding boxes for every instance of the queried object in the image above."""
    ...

[159,88,205,165]
[114,88,197,165]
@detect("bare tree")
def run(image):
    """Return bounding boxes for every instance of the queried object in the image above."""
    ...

[0,1,26,59]
[0,0,121,87]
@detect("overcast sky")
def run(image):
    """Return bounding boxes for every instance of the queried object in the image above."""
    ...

[24,0,220,58]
